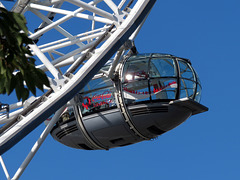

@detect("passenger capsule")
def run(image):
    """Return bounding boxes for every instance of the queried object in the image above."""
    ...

[50,53,208,150]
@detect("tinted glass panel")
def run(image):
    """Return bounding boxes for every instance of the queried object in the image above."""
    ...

[180,79,196,99]
[179,61,195,81]
[123,80,150,105]
[149,58,176,77]
[150,78,177,100]
[79,87,116,115]
[122,59,149,82]
[128,54,150,60]
[81,76,113,93]
[193,68,201,85]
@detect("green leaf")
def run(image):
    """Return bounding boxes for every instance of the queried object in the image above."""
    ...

[0,75,6,94]
[21,88,29,102]
[0,61,7,75]
[12,12,28,34]
[9,75,16,95]
[0,8,50,102]
[15,73,24,101]
[24,73,37,96]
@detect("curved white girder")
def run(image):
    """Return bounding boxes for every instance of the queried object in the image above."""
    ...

[0,0,156,155]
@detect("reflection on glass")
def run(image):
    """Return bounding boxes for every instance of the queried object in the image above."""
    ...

[122,56,179,104]
[123,59,149,82]
[193,68,201,85]
[150,78,177,100]
[79,74,116,115]
[81,76,113,93]
[80,87,116,115]
[179,60,195,81]
[123,80,150,104]
[194,84,202,103]
[77,53,203,113]
[149,58,176,77]
[180,79,196,99]
[122,55,179,105]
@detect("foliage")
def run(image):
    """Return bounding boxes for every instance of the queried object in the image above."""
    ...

[0,7,50,102]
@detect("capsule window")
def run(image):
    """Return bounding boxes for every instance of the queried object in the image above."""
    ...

[78,74,117,116]
[179,79,196,99]
[122,56,178,105]
[77,54,203,114]
[123,59,149,82]
[178,60,195,81]
[81,76,113,92]
[150,78,177,100]
[79,87,116,115]
[149,58,177,78]
[122,80,150,104]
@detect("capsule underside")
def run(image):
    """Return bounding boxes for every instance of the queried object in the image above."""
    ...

[51,53,208,150]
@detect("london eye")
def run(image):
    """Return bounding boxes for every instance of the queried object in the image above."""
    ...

[0,0,208,179]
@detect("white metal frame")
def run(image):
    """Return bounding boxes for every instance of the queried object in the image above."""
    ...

[0,0,156,179]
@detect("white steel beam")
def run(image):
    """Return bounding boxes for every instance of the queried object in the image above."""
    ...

[11,106,66,180]
[36,41,95,72]
[118,0,128,9]
[29,44,63,80]
[0,156,10,180]
[36,26,109,50]
[51,50,65,56]
[29,8,84,48]
[28,0,104,40]
[66,0,116,21]
[29,3,113,24]
[0,102,22,113]
[91,4,96,34]
[0,2,5,8]
[0,0,154,159]
[108,47,125,79]
[104,0,121,15]
[34,31,104,55]
[0,109,23,124]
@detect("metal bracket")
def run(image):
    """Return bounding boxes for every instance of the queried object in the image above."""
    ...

[49,75,70,92]
[0,103,9,119]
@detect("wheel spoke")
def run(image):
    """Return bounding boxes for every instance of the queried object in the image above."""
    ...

[104,0,122,15]
[30,8,85,48]
[66,0,116,21]
[29,3,113,24]
[29,44,63,79]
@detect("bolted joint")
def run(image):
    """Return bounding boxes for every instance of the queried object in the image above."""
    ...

[49,75,70,92]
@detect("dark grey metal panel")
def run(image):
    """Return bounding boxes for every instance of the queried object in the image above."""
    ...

[82,108,141,149]
[51,120,97,150]
[169,98,208,115]
[128,102,192,138]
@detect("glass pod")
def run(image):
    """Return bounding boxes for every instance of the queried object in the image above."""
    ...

[51,53,208,150]
[121,53,202,104]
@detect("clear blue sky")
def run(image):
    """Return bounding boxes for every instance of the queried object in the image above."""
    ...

[0,0,239,179]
